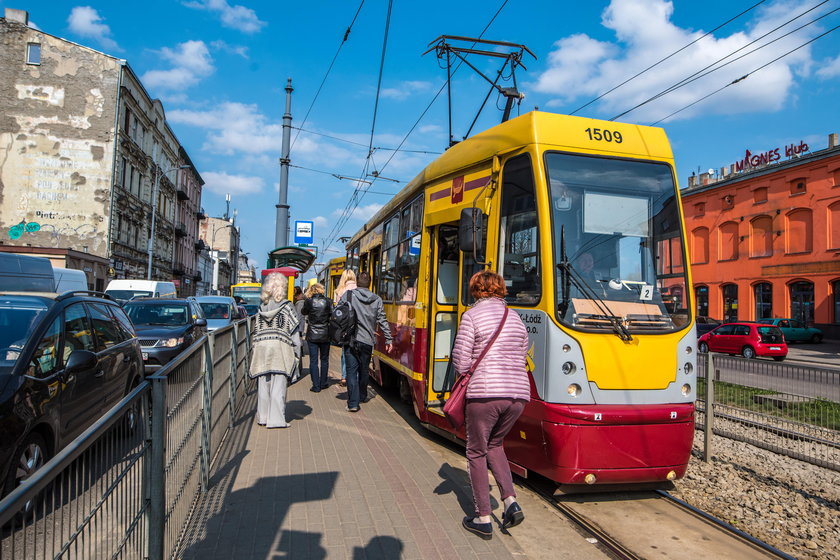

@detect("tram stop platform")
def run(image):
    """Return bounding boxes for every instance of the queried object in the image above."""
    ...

[177,348,609,560]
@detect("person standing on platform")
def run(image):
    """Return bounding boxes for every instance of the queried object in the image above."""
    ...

[451,270,530,540]
[341,271,392,412]
[249,273,302,429]
[333,269,357,387]
[302,282,333,392]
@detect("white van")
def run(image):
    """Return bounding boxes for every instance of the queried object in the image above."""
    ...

[105,279,177,304]
[53,267,89,293]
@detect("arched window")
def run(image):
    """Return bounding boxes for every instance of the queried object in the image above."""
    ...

[833,280,840,324]
[789,281,814,324]
[691,227,709,264]
[750,216,773,257]
[754,283,772,320]
[828,202,840,250]
[722,284,738,322]
[719,221,739,261]
[786,209,813,254]
[695,285,709,317]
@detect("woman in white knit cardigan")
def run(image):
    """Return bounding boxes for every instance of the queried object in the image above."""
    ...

[250,273,302,428]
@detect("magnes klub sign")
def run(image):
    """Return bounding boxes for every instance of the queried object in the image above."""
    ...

[732,140,810,172]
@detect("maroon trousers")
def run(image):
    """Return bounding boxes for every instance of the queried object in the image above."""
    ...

[465,398,527,517]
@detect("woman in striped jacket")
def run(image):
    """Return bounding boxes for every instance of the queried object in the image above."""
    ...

[451,270,530,540]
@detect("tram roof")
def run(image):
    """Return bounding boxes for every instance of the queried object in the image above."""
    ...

[347,110,671,248]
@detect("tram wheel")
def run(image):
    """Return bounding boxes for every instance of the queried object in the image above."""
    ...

[398,375,411,404]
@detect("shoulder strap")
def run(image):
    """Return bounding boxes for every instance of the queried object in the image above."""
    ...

[469,307,509,373]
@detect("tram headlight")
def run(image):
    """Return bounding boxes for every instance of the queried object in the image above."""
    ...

[567,384,581,397]
[685,345,693,354]
[681,383,692,396]
[562,344,571,353]
[683,362,693,375]
[561,361,576,375]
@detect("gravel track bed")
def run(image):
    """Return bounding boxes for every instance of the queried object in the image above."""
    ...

[670,430,840,559]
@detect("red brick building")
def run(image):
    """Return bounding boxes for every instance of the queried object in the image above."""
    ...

[682,133,840,337]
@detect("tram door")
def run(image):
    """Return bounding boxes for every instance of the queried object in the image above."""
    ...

[427,224,463,407]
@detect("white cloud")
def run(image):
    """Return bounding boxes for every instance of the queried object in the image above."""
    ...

[313,216,328,227]
[532,0,821,122]
[817,55,840,79]
[381,80,435,100]
[183,0,266,34]
[202,171,265,195]
[168,102,281,154]
[210,40,249,59]
[142,40,214,91]
[67,6,120,52]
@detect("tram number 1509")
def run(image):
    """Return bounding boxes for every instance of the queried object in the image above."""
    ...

[584,127,623,144]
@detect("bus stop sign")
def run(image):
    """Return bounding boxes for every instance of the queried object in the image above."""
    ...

[294,221,314,245]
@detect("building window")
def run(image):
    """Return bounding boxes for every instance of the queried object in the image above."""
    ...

[695,286,709,318]
[750,216,773,257]
[722,284,738,322]
[789,178,806,195]
[833,280,840,324]
[26,42,41,65]
[753,187,768,204]
[719,221,739,261]
[120,157,127,187]
[754,282,772,320]
[691,227,709,264]
[124,108,131,134]
[789,281,814,325]
[786,209,812,254]
[829,202,840,250]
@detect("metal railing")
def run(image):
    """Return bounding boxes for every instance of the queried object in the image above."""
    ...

[697,352,840,471]
[0,319,253,560]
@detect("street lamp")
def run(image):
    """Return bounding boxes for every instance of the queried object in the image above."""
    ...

[210,222,234,294]
[147,164,190,280]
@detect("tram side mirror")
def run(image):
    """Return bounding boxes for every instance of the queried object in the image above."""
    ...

[459,208,487,261]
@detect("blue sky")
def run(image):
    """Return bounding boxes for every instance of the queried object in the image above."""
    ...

[7,0,840,278]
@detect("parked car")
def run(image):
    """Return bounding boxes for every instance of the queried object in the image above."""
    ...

[757,318,823,343]
[698,322,787,361]
[123,298,207,373]
[0,253,54,292]
[694,316,721,336]
[0,291,143,502]
[195,296,239,331]
[104,280,177,305]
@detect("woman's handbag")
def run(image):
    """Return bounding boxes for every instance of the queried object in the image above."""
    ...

[443,307,509,429]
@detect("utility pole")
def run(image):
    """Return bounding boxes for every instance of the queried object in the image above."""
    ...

[276,78,293,248]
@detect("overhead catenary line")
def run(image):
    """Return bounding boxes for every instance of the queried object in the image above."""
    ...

[649,22,840,125]
[611,0,836,122]
[291,127,441,154]
[570,0,769,116]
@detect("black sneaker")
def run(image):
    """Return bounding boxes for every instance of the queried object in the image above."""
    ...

[462,517,492,540]
[501,502,524,529]
[309,387,320,393]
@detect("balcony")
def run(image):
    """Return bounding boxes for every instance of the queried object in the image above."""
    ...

[195,239,206,251]
[174,222,187,237]
[172,265,185,276]
[196,208,207,220]
[176,186,189,201]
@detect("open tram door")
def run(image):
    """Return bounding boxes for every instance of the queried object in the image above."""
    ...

[264,246,316,299]
[425,209,488,420]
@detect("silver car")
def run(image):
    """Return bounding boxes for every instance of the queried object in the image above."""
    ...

[195,295,240,331]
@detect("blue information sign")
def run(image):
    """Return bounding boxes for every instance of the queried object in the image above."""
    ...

[294,220,314,244]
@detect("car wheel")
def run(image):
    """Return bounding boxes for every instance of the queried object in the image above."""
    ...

[773,356,786,362]
[699,342,709,353]
[5,432,49,517]
[811,334,823,344]
[742,346,756,359]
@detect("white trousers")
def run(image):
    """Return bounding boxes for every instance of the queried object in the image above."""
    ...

[257,374,288,428]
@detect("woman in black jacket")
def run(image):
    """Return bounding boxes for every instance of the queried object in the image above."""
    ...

[302,283,333,392]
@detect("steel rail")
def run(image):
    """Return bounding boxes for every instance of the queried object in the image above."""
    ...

[656,490,797,560]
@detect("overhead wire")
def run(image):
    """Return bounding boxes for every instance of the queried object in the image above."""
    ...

[649,21,840,125]
[570,0,769,116]
[291,127,441,154]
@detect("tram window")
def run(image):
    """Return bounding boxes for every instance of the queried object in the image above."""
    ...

[499,154,540,306]
[437,226,459,305]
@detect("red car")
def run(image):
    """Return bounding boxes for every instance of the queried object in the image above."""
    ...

[698,322,787,361]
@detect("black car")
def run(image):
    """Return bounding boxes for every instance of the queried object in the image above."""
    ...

[123,298,207,373]
[0,291,143,499]
[695,316,721,336]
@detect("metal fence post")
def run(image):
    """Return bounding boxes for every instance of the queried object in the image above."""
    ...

[229,323,238,427]
[200,336,214,492]
[148,376,166,560]
[703,350,714,462]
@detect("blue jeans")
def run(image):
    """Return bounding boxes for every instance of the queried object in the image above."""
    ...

[308,341,330,390]
[344,342,372,409]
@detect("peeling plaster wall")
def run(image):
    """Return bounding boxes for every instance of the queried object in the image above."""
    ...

[0,20,119,257]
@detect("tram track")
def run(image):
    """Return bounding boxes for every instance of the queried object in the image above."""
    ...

[523,478,796,560]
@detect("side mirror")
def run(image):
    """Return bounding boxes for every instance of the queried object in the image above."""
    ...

[195,318,208,327]
[65,350,97,373]
[458,208,487,260]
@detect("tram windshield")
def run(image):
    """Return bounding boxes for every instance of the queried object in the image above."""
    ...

[547,152,690,334]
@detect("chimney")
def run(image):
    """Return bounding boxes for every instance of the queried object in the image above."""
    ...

[830,133,839,149]
[4,9,29,25]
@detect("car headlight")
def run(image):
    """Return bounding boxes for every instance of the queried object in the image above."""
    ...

[162,337,185,348]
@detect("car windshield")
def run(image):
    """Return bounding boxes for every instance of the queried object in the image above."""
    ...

[200,303,232,320]
[125,303,190,326]
[107,289,153,301]
[0,299,49,373]
[548,152,690,336]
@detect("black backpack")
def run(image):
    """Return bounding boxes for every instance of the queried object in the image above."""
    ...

[329,291,357,347]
